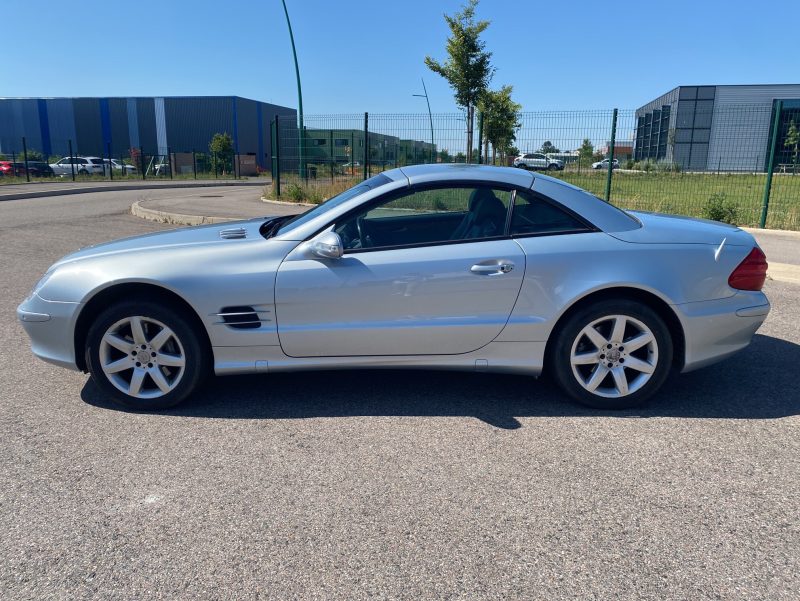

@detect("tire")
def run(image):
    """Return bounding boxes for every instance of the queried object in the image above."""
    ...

[85,300,208,410]
[550,299,673,409]
[78,169,89,175]
[516,163,528,170]
[548,164,558,171]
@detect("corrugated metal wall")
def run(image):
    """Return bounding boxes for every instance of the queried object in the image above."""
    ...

[708,85,800,171]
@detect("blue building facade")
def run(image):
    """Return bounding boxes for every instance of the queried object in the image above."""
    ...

[0,96,295,168]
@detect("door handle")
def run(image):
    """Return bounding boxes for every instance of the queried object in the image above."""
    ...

[470,262,514,275]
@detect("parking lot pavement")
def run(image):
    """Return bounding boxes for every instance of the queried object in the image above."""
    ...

[1,192,798,600]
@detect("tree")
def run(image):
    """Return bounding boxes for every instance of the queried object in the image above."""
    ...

[578,138,594,167]
[539,141,560,155]
[478,85,521,165]
[209,132,234,174]
[784,119,799,173]
[425,0,494,164]
[438,148,452,163]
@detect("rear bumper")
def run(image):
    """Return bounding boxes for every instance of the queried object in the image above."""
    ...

[674,291,770,373]
[17,293,81,371]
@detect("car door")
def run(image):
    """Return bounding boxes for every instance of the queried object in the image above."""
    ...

[274,184,526,357]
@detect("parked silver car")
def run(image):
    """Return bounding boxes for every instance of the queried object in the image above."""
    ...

[514,153,564,171]
[18,165,769,411]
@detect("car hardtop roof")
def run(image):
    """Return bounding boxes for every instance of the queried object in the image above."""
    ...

[393,163,535,188]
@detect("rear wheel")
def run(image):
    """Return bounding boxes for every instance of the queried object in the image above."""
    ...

[85,300,207,410]
[548,163,558,171]
[550,299,673,409]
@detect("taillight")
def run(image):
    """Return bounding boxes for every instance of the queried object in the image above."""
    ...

[729,247,768,291]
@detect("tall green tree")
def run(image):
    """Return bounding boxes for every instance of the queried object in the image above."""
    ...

[540,141,560,155]
[578,138,594,167]
[209,132,234,174]
[425,0,494,164]
[784,119,799,173]
[478,85,521,165]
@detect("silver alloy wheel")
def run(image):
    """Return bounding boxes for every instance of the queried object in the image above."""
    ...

[99,316,186,399]
[569,314,658,399]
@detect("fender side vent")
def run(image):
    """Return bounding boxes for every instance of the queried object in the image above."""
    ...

[219,227,247,239]
[217,306,263,329]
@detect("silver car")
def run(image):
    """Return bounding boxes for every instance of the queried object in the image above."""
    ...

[18,165,770,411]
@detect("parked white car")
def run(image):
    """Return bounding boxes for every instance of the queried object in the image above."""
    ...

[49,157,107,176]
[593,158,620,170]
[106,159,137,174]
[514,153,564,171]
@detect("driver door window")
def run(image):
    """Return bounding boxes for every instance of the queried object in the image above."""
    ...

[334,185,511,251]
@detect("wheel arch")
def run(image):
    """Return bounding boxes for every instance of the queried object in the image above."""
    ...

[74,282,212,372]
[543,286,685,372]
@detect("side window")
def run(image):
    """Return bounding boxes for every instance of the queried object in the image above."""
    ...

[510,190,589,236]
[77,158,87,165]
[334,186,511,251]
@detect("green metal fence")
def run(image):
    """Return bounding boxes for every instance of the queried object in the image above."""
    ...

[270,105,800,231]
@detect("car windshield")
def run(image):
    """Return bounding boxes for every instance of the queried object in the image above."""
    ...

[274,173,393,237]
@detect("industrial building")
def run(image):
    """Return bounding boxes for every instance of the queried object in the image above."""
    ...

[0,96,296,170]
[634,84,800,171]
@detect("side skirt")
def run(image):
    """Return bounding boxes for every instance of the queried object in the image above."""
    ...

[212,341,545,377]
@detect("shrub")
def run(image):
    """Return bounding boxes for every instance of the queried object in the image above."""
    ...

[285,182,306,201]
[702,192,739,224]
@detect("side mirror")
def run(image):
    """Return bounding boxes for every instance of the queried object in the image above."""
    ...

[310,231,343,259]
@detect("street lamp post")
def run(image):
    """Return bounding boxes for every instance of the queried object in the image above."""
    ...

[281,0,305,178]
[413,78,435,163]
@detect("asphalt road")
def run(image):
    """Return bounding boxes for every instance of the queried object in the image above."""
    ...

[1,190,798,600]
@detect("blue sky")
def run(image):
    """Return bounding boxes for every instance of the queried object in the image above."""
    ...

[5,0,798,113]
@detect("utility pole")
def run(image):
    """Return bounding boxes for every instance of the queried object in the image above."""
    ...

[413,78,435,162]
[281,0,305,179]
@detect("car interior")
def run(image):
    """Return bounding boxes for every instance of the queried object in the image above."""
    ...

[334,186,588,251]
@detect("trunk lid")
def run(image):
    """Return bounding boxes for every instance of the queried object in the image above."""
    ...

[610,211,755,246]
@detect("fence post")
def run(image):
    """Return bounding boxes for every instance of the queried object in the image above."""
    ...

[68,140,75,181]
[350,131,354,176]
[22,137,30,182]
[168,147,173,179]
[604,108,618,203]
[192,149,197,179]
[363,112,369,181]
[477,112,484,164]
[329,129,334,183]
[274,116,281,196]
[213,151,218,179]
[107,142,113,180]
[140,147,146,180]
[760,100,783,228]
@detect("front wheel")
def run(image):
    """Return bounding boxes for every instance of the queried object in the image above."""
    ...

[85,300,208,410]
[548,164,558,171]
[550,299,673,409]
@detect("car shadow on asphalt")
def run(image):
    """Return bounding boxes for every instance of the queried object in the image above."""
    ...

[81,334,800,429]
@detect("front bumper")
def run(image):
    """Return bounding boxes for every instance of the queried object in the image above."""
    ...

[674,290,770,372]
[17,293,82,371]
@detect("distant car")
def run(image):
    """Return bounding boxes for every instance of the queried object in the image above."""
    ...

[18,164,770,412]
[24,161,55,177]
[0,161,26,177]
[593,158,620,170]
[50,157,106,176]
[514,153,564,171]
[106,159,137,174]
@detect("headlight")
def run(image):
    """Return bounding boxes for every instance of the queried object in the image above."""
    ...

[31,270,55,296]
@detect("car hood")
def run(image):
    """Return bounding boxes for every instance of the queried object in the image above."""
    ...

[609,211,754,246]
[51,217,275,268]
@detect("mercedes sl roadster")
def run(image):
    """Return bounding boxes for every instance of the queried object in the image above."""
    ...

[18,164,770,410]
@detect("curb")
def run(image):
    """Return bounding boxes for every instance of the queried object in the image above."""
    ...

[130,200,239,225]
[0,180,266,202]
[261,196,316,208]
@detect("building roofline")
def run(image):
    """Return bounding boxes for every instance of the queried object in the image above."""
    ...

[0,95,296,108]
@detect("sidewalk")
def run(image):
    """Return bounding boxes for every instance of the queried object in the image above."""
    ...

[0,178,267,202]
